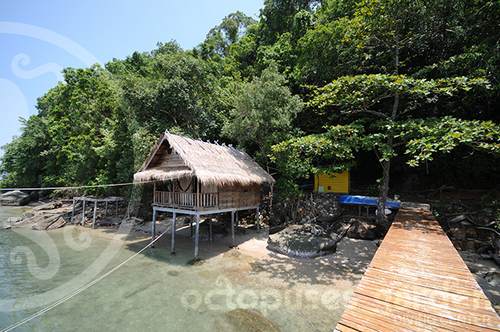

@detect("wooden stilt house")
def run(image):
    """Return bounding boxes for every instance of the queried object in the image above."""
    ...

[133,132,275,259]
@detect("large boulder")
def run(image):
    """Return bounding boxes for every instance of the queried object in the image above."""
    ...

[267,224,337,258]
[0,191,30,206]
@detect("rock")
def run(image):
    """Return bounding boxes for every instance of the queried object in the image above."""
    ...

[33,201,63,211]
[449,226,466,240]
[316,215,337,223]
[267,224,337,258]
[223,309,280,332]
[0,190,30,206]
[46,216,66,230]
[449,214,467,223]
[96,217,122,227]
[32,215,65,230]
[346,220,380,240]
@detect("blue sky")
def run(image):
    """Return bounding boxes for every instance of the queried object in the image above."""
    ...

[0,0,263,150]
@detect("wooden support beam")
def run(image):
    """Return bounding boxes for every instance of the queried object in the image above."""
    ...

[151,208,157,248]
[208,218,213,243]
[92,201,97,229]
[104,201,108,216]
[231,210,235,247]
[194,213,200,259]
[171,212,176,254]
[190,218,193,238]
[256,207,260,230]
[81,199,86,226]
[71,199,75,223]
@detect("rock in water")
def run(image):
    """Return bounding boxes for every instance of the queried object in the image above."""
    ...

[0,190,30,206]
[224,309,280,332]
[267,224,337,258]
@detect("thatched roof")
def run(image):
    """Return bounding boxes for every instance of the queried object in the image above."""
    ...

[134,132,275,186]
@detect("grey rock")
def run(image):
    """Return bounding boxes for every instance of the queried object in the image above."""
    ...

[346,220,380,240]
[0,190,30,206]
[267,225,337,258]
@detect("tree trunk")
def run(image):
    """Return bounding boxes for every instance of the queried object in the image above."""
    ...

[376,39,400,224]
[377,159,391,224]
[376,93,398,224]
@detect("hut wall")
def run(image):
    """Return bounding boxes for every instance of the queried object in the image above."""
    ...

[216,183,261,209]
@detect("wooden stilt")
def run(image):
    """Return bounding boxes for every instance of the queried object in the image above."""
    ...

[81,199,86,226]
[256,207,260,230]
[171,212,176,254]
[92,201,97,229]
[115,201,118,216]
[151,208,157,247]
[71,199,75,223]
[208,218,213,243]
[104,201,108,216]
[194,213,200,259]
[231,210,235,247]
[190,218,193,238]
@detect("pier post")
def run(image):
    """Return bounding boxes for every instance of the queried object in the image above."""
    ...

[256,207,260,230]
[151,208,157,247]
[104,201,108,216]
[81,199,86,226]
[92,201,97,229]
[171,212,176,254]
[71,199,75,223]
[231,210,235,247]
[194,213,200,259]
[209,218,213,243]
[190,218,193,238]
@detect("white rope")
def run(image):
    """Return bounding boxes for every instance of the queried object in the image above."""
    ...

[0,181,154,191]
[1,229,169,332]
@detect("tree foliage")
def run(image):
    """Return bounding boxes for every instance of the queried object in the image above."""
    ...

[1,0,498,204]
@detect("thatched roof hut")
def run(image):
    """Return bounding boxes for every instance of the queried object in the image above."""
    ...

[135,132,273,259]
[134,132,275,186]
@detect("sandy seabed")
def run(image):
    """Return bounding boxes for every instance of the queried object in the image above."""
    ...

[1,207,378,332]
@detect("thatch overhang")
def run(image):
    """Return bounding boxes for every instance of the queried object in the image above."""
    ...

[133,132,275,186]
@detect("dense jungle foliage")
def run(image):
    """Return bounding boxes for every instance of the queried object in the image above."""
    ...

[1,0,499,215]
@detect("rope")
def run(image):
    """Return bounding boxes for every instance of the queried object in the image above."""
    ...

[0,181,154,191]
[1,229,169,332]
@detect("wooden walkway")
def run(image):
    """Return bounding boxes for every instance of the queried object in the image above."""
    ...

[336,205,500,332]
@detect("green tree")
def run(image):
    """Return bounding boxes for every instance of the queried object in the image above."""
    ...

[223,64,303,167]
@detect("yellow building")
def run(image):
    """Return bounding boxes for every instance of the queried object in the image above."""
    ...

[314,171,350,193]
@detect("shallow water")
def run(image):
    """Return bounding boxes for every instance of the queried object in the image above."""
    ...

[0,207,362,332]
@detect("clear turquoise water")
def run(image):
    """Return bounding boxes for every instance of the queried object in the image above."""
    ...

[0,207,349,332]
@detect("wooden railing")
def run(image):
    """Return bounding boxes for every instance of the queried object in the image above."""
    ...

[153,191,259,210]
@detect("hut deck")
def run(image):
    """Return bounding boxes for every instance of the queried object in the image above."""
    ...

[335,207,500,332]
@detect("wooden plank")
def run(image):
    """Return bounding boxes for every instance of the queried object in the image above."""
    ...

[351,294,495,332]
[334,207,500,332]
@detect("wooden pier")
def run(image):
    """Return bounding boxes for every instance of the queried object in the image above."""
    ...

[336,205,500,331]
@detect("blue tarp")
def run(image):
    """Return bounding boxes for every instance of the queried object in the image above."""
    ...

[338,195,401,209]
